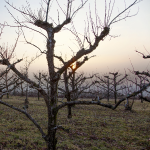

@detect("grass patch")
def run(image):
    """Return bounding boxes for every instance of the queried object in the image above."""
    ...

[0,96,150,149]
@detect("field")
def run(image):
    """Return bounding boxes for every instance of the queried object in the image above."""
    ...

[0,96,150,150]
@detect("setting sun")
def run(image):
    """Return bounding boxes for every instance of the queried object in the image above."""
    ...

[72,64,76,69]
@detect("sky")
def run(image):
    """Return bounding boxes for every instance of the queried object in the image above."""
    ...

[0,0,150,77]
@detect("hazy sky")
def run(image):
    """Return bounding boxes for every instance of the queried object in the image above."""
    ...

[0,0,150,76]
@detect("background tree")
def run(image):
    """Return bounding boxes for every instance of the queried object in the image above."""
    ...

[0,61,23,99]
[0,26,20,98]
[59,67,95,118]
[0,69,15,98]
[94,74,110,101]
[34,71,50,99]
[109,72,128,104]
[21,56,42,106]
[127,72,148,103]
[95,72,128,103]
[134,50,150,102]
[18,70,26,96]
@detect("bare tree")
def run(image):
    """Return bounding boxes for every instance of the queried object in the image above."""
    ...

[95,72,127,103]
[34,71,51,98]
[0,0,144,149]
[18,70,26,96]
[59,67,95,118]
[38,72,41,100]
[21,56,41,106]
[0,69,15,98]
[109,72,128,103]
[94,74,110,101]
[57,55,95,118]
[127,72,148,103]
[0,25,19,97]
[0,61,23,99]
[134,50,150,102]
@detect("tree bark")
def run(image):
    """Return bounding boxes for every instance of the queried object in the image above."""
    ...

[46,107,57,150]
[64,69,73,118]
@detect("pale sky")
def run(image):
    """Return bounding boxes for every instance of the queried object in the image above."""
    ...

[0,0,150,76]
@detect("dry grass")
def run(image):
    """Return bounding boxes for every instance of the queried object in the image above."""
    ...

[0,96,150,150]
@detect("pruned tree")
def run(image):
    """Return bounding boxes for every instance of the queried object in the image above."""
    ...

[59,67,95,118]
[134,50,150,102]
[127,72,148,103]
[17,70,26,96]
[109,72,128,104]
[94,74,110,101]
[21,56,42,105]
[0,0,144,149]
[0,61,23,99]
[0,69,15,98]
[0,24,20,98]
[0,23,21,98]
[57,54,95,118]
[95,72,128,103]
[34,71,51,98]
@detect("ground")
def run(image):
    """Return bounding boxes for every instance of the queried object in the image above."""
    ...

[0,96,150,149]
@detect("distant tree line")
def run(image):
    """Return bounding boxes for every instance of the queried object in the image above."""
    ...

[1,69,149,101]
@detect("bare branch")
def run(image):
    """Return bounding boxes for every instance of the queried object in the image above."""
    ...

[56,80,150,112]
[113,82,150,109]
[45,0,51,22]
[0,99,46,138]
[54,55,65,64]
[0,68,10,78]
[0,30,21,60]
[139,96,150,103]
[54,18,71,33]
[135,71,150,78]
[70,0,88,19]
[0,59,49,106]
[108,0,141,27]
[58,27,110,75]
[5,0,37,23]
[22,29,46,54]
[0,24,5,37]
[56,100,113,112]
[136,50,150,59]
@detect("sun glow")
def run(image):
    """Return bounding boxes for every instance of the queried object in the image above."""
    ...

[72,64,76,69]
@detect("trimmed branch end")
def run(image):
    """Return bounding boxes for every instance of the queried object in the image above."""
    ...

[34,20,53,29]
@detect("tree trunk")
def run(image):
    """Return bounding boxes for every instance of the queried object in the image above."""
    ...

[38,72,41,100]
[20,81,24,96]
[46,80,58,150]
[46,133,57,150]
[25,83,28,103]
[64,70,73,118]
[114,76,117,104]
[7,93,9,99]
[71,71,76,107]
[35,20,60,150]
[107,78,109,102]
[46,116,57,150]
[67,105,72,118]
[44,109,57,150]
[46,111,57,149]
